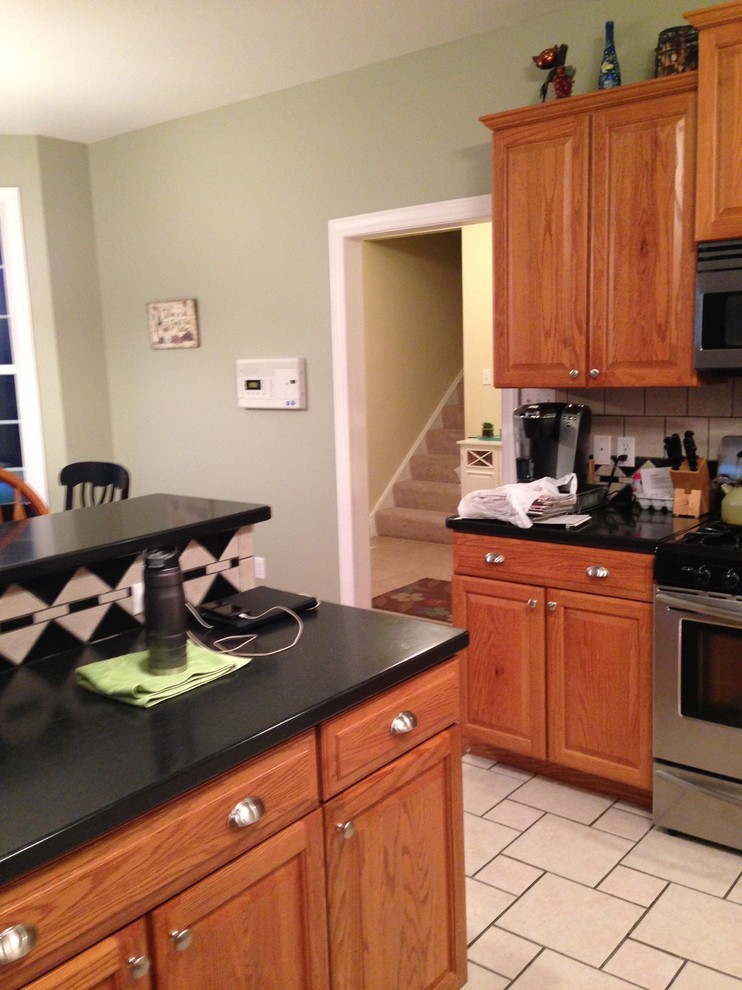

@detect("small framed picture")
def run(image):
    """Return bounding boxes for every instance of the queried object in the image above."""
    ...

[148,299,199,349]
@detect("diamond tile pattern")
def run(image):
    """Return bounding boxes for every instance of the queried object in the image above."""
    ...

[0,526,255,667]
[462,755,742,990]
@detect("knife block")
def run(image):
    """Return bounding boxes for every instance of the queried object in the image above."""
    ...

[670,458,710,517]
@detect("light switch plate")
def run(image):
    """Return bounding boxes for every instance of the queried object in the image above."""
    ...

[594,435,612,462]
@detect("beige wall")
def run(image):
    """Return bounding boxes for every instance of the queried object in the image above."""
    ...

[462,222,500,439]
[0,0,722,597]
[363,232,463,509]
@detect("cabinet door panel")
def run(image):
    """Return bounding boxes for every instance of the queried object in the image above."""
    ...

[22,920,151,990]
[491,114,589,387]
[453,575,546,758]
[590,89,697,387]
[150,811,329,990]
[324,729,466,990]
[690,8,742,239]
[547,589,651,789]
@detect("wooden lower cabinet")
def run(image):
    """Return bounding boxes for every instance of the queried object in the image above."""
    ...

[324,728,466,990]
[546,588,652,790]
[150,811,329,990]
[453,541,653,793]
[22,921,151,990]
[9,663,466,990]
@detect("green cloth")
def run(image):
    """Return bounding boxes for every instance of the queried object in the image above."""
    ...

[76,641,252,708]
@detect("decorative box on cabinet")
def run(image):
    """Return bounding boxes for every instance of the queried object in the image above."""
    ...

[457,439,502,496]
[481,74,698,389]
[452,533,653,797]
[686,2,742,240]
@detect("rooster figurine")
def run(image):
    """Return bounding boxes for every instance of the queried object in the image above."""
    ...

[532,43,576,101]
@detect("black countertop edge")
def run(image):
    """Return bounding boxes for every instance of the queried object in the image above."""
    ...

[0,495,272,586]
[0,615,468,886]
[446,505,703,553]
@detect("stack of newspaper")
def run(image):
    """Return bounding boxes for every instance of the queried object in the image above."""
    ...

[527,490,577,520]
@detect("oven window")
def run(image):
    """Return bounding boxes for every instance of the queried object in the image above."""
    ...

[701,290,742,347]
[681,622,742,729]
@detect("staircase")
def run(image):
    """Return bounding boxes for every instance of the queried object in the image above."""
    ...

[374,386,463,545]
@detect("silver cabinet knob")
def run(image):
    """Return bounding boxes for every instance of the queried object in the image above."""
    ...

[169,929,192,952]
[589,368,600,379]
[228,796,265,828]
[336,820,355,839]
[128,955,151,979]
[0,924,37,965]
[484,552,505,565]
[390,710,417,735]
[586,565,609,579]
[527,598,537,609]
[569,368,579,379]
[547,601,557,611]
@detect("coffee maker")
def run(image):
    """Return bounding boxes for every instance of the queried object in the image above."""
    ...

[514,402,591,484]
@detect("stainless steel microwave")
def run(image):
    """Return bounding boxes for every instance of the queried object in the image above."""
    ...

[695,239,742,371]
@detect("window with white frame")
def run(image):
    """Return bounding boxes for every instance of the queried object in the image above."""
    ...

[0,188,46,513]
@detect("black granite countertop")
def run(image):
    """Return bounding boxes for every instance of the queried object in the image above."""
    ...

[0,494,272,585]
[0,600,468,886]
[447,501,704,553]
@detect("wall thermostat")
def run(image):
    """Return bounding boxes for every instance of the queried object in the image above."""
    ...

[236,358,306,409]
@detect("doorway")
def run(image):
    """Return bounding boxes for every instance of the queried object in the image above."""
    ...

[329,195,516,607]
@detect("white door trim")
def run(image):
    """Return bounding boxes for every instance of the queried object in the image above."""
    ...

[329,194,515,607]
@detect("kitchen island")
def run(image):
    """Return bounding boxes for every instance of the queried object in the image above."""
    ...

[0,592,468,988]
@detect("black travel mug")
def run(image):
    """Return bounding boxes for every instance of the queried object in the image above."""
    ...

[143,546,187,675]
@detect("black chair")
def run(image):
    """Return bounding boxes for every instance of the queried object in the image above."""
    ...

[59,461,130,509]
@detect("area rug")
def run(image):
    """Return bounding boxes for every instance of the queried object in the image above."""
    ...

[372,578,452,623]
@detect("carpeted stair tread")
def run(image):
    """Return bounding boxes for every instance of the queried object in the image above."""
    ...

[375,506,452,544]
[426,428,463,456]
[393,479,460,513]
[410,453,459,484]
[441,404,464,431]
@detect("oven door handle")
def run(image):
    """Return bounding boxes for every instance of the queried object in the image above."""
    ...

[655,768,742,809]
[655,590,742,626]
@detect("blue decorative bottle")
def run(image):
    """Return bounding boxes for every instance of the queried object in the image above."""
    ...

[599,21,621,89]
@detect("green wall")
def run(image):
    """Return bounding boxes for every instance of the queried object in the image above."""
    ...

[3,0,720,592]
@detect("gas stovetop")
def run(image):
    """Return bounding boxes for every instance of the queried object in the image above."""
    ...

[655,518,742,591]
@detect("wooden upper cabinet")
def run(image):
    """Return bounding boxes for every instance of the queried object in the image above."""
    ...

[686,2,742,240]
[490,112,589,387]
[483,74,698,388]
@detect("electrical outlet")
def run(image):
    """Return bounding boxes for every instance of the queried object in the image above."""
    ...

[616,436,636,466]
[482,368,493,386]
[594,435,612,463]
[254,556,266,580]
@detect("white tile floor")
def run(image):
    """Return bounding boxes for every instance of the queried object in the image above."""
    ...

[462,754,742,990]
[371,536,742,989]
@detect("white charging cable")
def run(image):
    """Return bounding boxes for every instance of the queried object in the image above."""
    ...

[186,602,304,658]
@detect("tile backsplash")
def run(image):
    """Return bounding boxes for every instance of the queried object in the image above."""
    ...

[520,379,742,464]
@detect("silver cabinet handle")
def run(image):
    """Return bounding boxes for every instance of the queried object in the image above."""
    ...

[228,796,265,828]
[589,368,600,379]
[569,369,579,379]
[0,924,37,965]
[527,598,537,609]
[170,929,192,952]
[390,710,417,735]
[128,955,151,979]
[484,552,505,565]
[547,601,557,611]
[586,565,609,579]
[336,820,355,839]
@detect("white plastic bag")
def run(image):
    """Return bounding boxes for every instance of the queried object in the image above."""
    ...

[457,474,578,528]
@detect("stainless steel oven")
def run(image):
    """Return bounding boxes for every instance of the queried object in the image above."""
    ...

[653,522,742,851]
